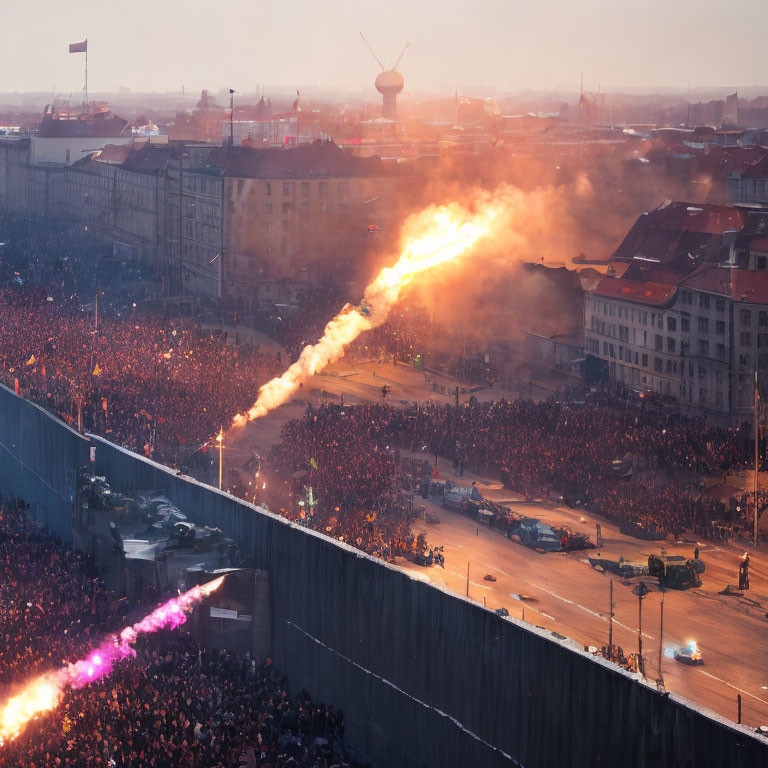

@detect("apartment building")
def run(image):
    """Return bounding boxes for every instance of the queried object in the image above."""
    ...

[585,202,768,424]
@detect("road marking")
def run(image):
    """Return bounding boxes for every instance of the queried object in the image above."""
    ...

[526,581,655,639]
[699,670,768,706]
[444,568,492,590]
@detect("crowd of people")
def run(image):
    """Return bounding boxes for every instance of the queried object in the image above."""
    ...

[0,288,282,460]
[0,495,356,767]
[269,396,756,539]
[269,404,416,558]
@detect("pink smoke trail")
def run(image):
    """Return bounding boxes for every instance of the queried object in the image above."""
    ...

[0,575,225,745]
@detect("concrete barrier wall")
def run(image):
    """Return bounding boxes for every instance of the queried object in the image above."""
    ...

[0,386,766,767]
[0,384,88,543]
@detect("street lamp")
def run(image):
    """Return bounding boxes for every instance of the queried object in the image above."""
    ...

[229,89,235,147]
[217,426,224,490]
[94,290,104,331]
[631,580,650,676]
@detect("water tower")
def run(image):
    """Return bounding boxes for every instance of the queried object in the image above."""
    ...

[361,34,409,120]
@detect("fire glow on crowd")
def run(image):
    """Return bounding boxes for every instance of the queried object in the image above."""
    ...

[0,576,225,745]
[232,193,506,425]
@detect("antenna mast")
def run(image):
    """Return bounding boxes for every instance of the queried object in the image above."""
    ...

[360,32,385,71]
[392,42,410,71]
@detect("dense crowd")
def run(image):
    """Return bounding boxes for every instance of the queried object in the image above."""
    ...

[269,405,415,558]
[271,397,755,539]
[0,496,356,767]
[0,288,282,459]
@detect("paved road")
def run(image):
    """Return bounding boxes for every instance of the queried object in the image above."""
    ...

[227,358,768,728]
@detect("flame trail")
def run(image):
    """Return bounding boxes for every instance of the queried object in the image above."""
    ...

[233,197,505,426]
[0,576,225,745]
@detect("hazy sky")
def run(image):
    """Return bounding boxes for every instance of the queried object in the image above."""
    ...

[2,0,767,96]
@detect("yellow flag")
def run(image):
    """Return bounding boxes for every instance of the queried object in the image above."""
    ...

[25,355,35,365]
[92,363,102,376]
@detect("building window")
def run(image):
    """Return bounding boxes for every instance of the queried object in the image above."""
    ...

[699,388,708,404]
[666,317,676,332]
[698,317,709,333]
[741,309,752,327]
[698,340,709,356]
[716,298,726,312]
[741,331,752,347]
[681,339,690,355]
[758,256,768,271]
[264,203,273,215]
[642,353,648,367]
[282,203,293,215]
[319,181,328,200]
[681,290,693,305]
[667,337,676,353]
[338,181,349,202]
[739,353,751,369]
[265,182,272,196]
[655,334,663,351]
[716,343,726,361]
[619,347,624,361]
[283,182,293,196]
[301,181,310,198]
[655,357,663,372]
[716,320,725,335]
[681,317,690,332]
[638,311,647,325]
[699,295,710,309]
[760,311,768,328]
[666,359,674,374]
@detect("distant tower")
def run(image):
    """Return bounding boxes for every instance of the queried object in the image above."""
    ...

[361,34,408,120]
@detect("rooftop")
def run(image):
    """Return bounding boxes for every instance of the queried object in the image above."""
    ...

[679,264,768,304]
[203,140,405,179]
[593,277,678,307]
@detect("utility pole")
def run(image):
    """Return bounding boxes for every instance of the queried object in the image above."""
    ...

[608,579,614,649]
[657,589,665,690]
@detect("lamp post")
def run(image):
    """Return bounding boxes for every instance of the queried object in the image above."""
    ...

[94,290,104,331]
[229,89,235,147]
[217,426,224,490]
[632,581,650,676]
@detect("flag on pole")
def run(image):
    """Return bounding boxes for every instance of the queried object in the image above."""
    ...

[92,363,102,376]
[25,355,36,365]
[69,40,87,53]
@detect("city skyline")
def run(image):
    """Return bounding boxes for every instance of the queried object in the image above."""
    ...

[2,0,768,96]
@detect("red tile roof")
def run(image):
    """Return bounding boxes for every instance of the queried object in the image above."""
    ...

[593,277,677,307]
[679,265,768,304]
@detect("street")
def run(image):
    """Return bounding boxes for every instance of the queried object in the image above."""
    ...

[228,357,768,728]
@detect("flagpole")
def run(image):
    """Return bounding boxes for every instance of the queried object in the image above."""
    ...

[85,40,88,114]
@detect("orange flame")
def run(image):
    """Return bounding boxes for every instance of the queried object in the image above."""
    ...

[0,576,225,746]
[232,197,504,426]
